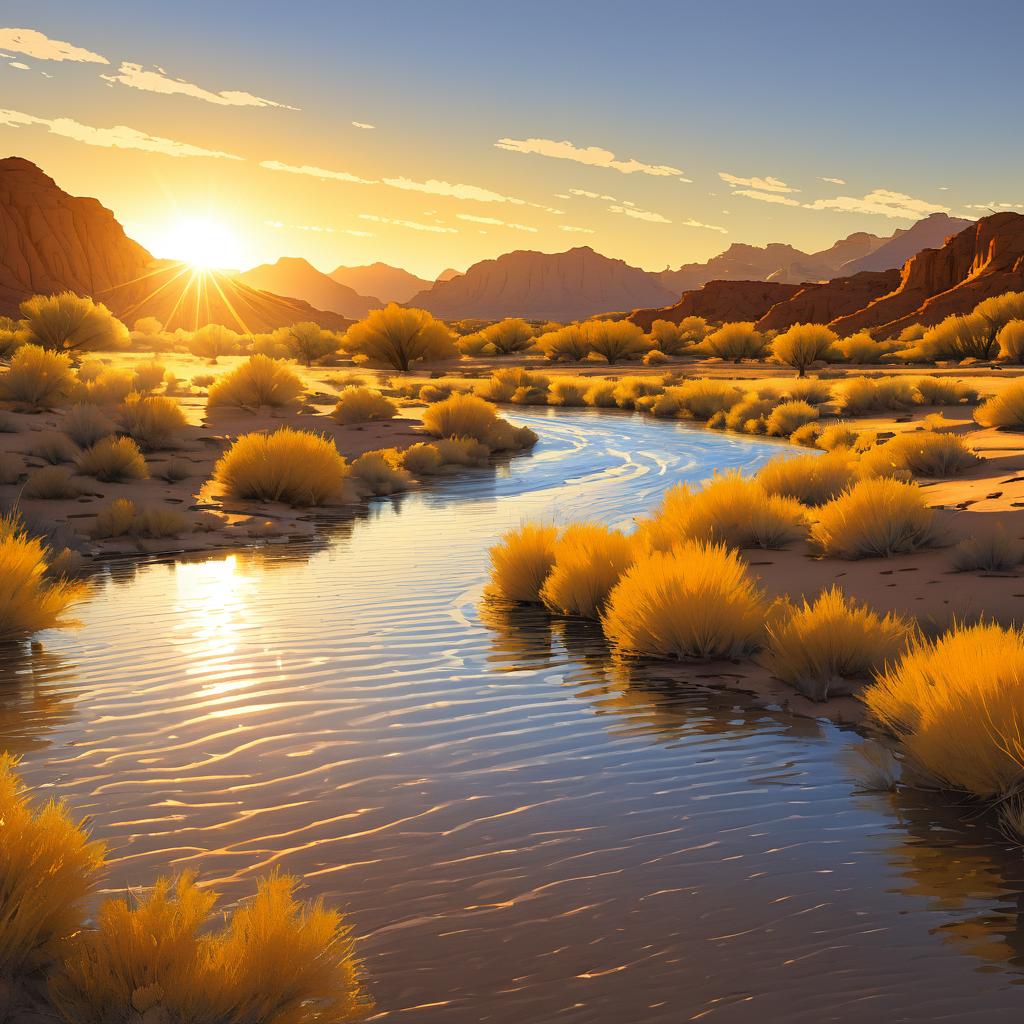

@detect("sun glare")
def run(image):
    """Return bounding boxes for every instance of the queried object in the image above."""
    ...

[155,217,244,270]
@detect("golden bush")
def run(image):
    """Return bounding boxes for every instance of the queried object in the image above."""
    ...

[120,393,188,450]
[343,303,457,371]
[77,436,148,482]
[769,323,839,376]
[331,386,398,425]
[0,344,75,408]
[62,403,115,448]
[756,452,858,505]
[20,291,129,353]
[539,523,636,619]
[487,523,559,602]
[974,378,1024,430]
[206,355,304,410]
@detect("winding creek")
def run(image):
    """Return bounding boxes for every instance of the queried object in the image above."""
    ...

[3,407,1024,1021]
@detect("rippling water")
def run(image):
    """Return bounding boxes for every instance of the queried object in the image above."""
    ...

[3,407,1023,1022]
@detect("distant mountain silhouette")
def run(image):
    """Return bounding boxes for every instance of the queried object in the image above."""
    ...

[409,246,677,321]
[330,261,431,304]
[0,157,350,330]
[435,268,462,283]
[236,257,379,318]
[839,212,972,275]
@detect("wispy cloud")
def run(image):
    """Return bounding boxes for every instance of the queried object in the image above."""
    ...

[351,121,375,130]
[382,176,526,204]
[681,218,728,234]
[266,218,374,237]
[607,204,671,223]
[358,213,457,234]
[0,107,242,159]
[719,172,799,193]
[731,189,802,206]
[455,213,538,232]
[0,27,107,63]
[558,225,596,234]
[803,188,949,220]
[570,187,616,201]
[101,62,296,108]
[821,176,846,185]
[259,159,375,184]
[965,201,1024,210]
[496,137,683,177]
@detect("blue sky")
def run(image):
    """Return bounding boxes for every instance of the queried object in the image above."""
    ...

[2,1,1022,276]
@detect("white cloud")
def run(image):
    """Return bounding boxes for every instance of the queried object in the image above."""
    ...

[821,176,846,185]
[358,213,457,234]
[570,187,617,201]
[9,61,28,70]
[382,176,526,204]
[681,218,728,234]
[558,225,595,234]
[731,189,802,206]
[351,121,375,129]
[607,204,671,224]
[455,213,537,232]
[719,172,799,193]
[0,107,242,159]
[259,159,375,184]
[101,62,295,108]
[965,201,1024,210]
[495,137,683,177]
[0,27,107,63]
[803,188,949,220]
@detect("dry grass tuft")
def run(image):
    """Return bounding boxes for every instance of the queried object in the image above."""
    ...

[765,399,819,437]
[547,377,588,407]
[120,394,188,451]
[432,436,490,467]
[810,477,940,558]
[815,421,861,452]
[974,378,1024,430]
[422,393,497,442]
[77,436,148,482]
[350,450,413,496]
[951,525,1024,572]
[29,431,79,465]
[756,452,858,505]
[864,622,1024,798]
[0,344,74,408]
[213,428,349,506]
[400,442,445,476]
[62,404,115,448]
[671,379,744,420]
[858,430,980,478]
[539,523,636,619]
[837,376,918,414]
[602,540,767,660]
[0,452,24,485]
[487,523,559,602]
[72,368,135,406]
[331,386,398,425]
[91,498,138,539]
[23,466,81,500]
[766,586,913,700]
[131,361,166,393]
[207,355,304,410]
[699,322,765,362]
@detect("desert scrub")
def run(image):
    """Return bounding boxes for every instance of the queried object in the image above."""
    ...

[91,497,139,538]
[910,312,999,361]
[639,473,806,551]
[723,395,774,433]
[0,514,87,642]
[23,466,81,500]
[0,755,104,979]
[344,303,457,371]
[29,430,79,464]
[213,428,350,506]
[274,321,341,365]
[350,450,413,496]
[910,376,977,406]
[476,368,550,404]
[997,320,1024,362]
[789,422,823,447]
[766,587,913,701]
[836,375,918,414]
[487,523,558,602]
[547,377,589,407]
[331,385,398,425]
[815,421,862,451]
[770,323,839,376]
[858,430,980,478]
[49,871,369,1024]
[835,331,894,364]
[62,403,115,448]
[120,393,188,450]
[77,436,148,482]
[207,355,304,410]
[612,376,663,409]
[974,378,1024,429]
[951,525,1024,571]
[475,318,536,355]
[582,379,618,407]
[0,344,74,408]
[671,379,744,420]
[423,393,538,451]
[579,320,648,364]
[756,452,858,505]
[432,436,490,467]
[400,442,445,475]
[810,477,940,558]
[130,361,166,393]
[187,323,242,362]
[73,368,135,406]
[863,623,1024,799]
[602,540,768,660]
[698,321,766,362]
[538,523,636,619]
[765,400,819,437]
[20,291,129,353]
[0,452,23,484]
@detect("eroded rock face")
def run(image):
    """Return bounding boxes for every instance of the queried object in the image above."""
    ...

[0,157,152,316]
[630,280,801,330]
[755,270,901,332]
[0,157,351,331]
[830,213,1024,336]
[408,246,678,321]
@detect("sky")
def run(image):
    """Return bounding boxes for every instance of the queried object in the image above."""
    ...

[2,0,1023,280]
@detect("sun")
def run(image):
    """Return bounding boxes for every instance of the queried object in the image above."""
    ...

[154,217,244,270]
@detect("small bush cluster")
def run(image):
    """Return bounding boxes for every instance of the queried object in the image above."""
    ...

[0,344,75,408]
[120,393,188,450]
[756,452,858,505]
[331,386,398,425]
[207,355,304,410]
[77,436,148,482]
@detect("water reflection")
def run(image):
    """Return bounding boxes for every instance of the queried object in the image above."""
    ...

[0,644,79,756]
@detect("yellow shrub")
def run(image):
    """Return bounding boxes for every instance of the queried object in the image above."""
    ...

[207,355,304,410]
[582,379,618,407]
[765,399,818,437]
[815,421,861,451]
[0,344,74,407]
[20,291,129,352]
[77,436,148,482]
[951,525,1024,571]
[912,312,998,361]
[344,303,457,371]
[766,587,913,700]
[768,378,834,405]
[274,321,341,365]
[612,376,663,409]
[643,348,670,366]
[810,477,940,558]
[131,361,166,393]
[911,376,977,405]
[422,393,497,442]
[433,436,490,467]
[475,318,535,355]
[487,523,558,602]
[331,386,397,425]
[23,466,81,500]
[699,321,765,361]
[73,368,135,406]
[62,403,115,447]
[214,429,349,506]
[482,419,537,452]
[724,395,775,432]
[536,324,589,362]
[997,320,1024,363]
[974,378,1024,429]
[0,755,104,976]
[134,506,192,538]
[476,368,549,404]
[120,393,188,450]
[0,514,87,641]
[864,623,1024,798]
[350,450,413,496]
[858,430,980,478]
[836,331,892,364]
[92,498,138,538]
[639,473,806,550]
[30,430,78,465]
[579,320,648,364]
[602,540,767,660]
[769,323,839,376]
[400,442,444,475]
[539,523,636,619]
[671,379,744,420]
[837,376,918,414]
[789,421,823,447]
[756,452,858,505]
[187,323,241,362]
[417,382,451,403]
[547,377,588,407]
